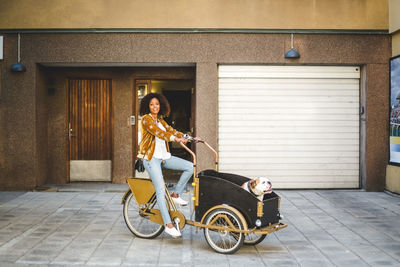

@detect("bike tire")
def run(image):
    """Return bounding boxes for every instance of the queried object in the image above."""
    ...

[123,190,164,239]
[203,208,245,254]
[243,233,267,245]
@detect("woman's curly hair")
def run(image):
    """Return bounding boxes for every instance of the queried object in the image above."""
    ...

[139,93,171,117]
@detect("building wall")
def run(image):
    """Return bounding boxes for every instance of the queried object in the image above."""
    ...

[389,0,400,34]
[0,0,388,30]
[0,33,391,190]
[389,0,400,57]
[0,66,5,183]
[393,33,400,56]
[36,65,48,187]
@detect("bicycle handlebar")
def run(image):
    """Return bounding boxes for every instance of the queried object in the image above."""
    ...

[179,137,218,171]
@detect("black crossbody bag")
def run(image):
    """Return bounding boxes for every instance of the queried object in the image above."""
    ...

[134,158,145,172]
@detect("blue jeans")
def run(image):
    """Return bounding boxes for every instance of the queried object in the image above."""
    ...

[143,156,193,225]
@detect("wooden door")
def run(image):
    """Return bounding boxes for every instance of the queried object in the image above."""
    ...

[68,79,112,181]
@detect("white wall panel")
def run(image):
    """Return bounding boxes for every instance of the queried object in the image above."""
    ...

[218,65,360,188]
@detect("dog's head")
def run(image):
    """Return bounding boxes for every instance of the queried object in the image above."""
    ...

[249,177,272,196]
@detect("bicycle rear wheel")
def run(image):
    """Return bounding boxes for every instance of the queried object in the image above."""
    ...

[123,190,164,239]
[244,233,267,245]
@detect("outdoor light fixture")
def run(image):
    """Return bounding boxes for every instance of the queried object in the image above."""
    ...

[11,33,26,72]
[285,33,300,59]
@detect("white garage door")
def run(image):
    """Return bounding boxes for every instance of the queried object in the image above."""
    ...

[218,65,360,189]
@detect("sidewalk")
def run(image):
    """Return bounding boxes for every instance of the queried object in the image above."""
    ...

[0,184,399,266]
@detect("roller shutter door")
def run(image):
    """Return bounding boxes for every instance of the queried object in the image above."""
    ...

[218,65,360,189]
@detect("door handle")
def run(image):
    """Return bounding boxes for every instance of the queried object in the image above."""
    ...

[69,123,76,139]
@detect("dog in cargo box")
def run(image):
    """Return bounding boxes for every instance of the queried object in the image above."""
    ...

[241,177,272,201]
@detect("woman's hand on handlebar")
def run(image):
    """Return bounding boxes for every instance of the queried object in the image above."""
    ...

[175,136,202,144]
[174,137,188,144]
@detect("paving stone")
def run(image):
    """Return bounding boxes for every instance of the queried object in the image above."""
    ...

[368,260,400,266]
[54,238,101,264]
[227,252,265,266]
[256,244,288,253]
[16,254,51,265]
[192,257,230,267]
[262,258,299,267]
[297,259,335,267]
[0,192,26,204]
[87,257,122,266]
[260,251,294,262]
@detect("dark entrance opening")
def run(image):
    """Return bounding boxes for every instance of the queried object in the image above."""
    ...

[135,78,195,183]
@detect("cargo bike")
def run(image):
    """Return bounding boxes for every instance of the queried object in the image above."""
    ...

[121,139,287,254]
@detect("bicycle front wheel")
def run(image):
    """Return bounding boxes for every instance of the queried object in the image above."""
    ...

[203,208,245,254]
[123,190,164,239]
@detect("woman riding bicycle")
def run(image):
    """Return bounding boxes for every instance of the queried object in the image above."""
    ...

[138,92,199,238]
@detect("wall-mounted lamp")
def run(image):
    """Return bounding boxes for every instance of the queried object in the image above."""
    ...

[285,33,300,59]
[11,34,26,72]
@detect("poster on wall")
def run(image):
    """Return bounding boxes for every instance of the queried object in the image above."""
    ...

[390,55,400,165]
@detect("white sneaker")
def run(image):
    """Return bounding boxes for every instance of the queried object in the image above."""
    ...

[165,226,181,238]
[172,196,188,206]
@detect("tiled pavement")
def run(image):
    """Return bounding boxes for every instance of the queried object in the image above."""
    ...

[0,186,399,266]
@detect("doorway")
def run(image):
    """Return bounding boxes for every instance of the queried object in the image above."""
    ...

[68,78,112,181]
[134,79,194,181]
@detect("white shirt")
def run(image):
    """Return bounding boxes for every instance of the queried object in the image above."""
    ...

[153,121,172,160]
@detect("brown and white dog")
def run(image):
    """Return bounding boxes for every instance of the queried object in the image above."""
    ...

[241,177,272,201]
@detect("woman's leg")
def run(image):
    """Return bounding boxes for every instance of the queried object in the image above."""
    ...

[162,156,194,195]
[143,158,172,225]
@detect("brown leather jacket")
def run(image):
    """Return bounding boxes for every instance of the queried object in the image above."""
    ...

[137,114,183,161]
